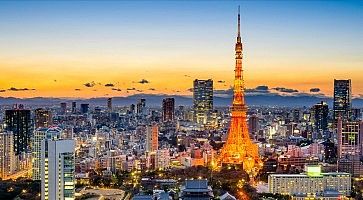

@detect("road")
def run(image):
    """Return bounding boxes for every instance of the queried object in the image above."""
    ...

[3,168,31,180]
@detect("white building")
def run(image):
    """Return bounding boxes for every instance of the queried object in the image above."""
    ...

[268,166,351,198]
[0,131,15,179]
[41,139,75,200]
[32,127,62,180]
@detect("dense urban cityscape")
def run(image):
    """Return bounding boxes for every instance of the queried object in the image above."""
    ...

[0,1,362,200]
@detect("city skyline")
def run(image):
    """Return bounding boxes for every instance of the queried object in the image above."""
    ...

[0,1,362,98]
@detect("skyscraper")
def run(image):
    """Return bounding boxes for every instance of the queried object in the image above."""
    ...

[60,102,67,115]
[41,138,75,200]
[162,98,175,122]
[219,8,262,178]
[35,108,53,129]
[193,79,213,124]
[80,103,89,114]
[5,105,31,155]
[137,98,146,116]
[32,127,62,181]
[248,114,259,136]
[107,98,112,112]
[313,101,329,134]
[0,131,15,179]
[71,102,77,114]
[333,79,352,123]
[146,123,158,152]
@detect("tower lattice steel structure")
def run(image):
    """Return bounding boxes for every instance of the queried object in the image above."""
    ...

[218,7,262,178]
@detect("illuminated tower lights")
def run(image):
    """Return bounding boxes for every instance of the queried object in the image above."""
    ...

[218,7,262,179]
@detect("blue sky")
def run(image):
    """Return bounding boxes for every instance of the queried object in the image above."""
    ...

[0,1,362,97]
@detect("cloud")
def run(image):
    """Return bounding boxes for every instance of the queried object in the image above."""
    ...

[136,90,143,92]
[127,87,136,91]
[112,88,122,91]
[217,80,225,83]
[138,79,150,84]
[214,88,233,97]
[0,90,5,92]
[184,75,191,78]
[84,81,96,87]
[75,88,81,91]
[105,83,114,87]
[310,88,320,93]
[8,87,36,91]
[149,88,156,91]
[187,88,193,92]
[272,87,298,93]
[245,85,270,93]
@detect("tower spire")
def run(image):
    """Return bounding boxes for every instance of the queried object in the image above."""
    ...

[238,6,240,37]
[237,6,241,43]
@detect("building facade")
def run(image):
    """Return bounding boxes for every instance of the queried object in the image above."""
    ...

[146,123,158,152]
[35,108,53,129]
[162,98,175,122]
[193,79,213,125]
[41,139,75,200]
[32,127,62,181]
[268,166,351,198]
[312,101,329,135]
[0,131,15,179]
[80,103,89,114]
[333,79,352,123]
[337,119,363,158]
[5,106,32,155]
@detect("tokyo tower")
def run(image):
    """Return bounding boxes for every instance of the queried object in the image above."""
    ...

[218,7,263,178]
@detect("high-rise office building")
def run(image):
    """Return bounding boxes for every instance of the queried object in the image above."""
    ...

[41,138,75,200]
[312,101,329,133]
[71,102,76,114]
[80,103,89,114]
[35,108,52,129]
[193,79,213,124]
[293,109,300,123]
[130,104,136,114]
[107,98,112,112]
[146,123,158,152]
[337,119,363,158]
[162,98,175,122]
[0,131,15,179]
[5,106,31,155]
[333,79,352,123]
[137,99,146,116]
[248,114,259,136]
[60,103,67,114]
[32,127,62,181]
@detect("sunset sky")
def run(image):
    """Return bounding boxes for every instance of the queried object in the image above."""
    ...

[0,1,362,98]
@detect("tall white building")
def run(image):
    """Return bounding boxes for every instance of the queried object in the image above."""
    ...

[0,131,15,179]
[32,127,62,180]
[268,165,351,198]
[41,139,75,200]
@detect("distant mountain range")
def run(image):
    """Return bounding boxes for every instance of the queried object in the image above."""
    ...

[1,94,363,108]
